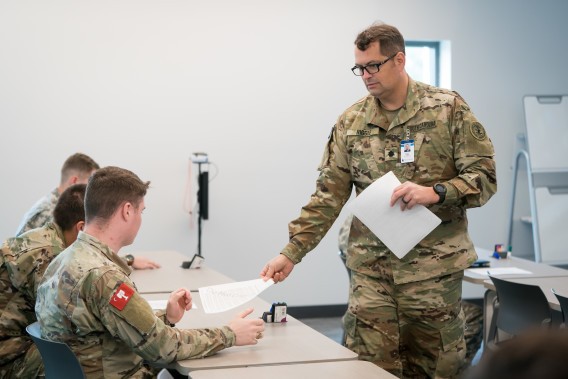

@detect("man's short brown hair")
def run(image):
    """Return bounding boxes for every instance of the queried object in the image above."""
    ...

[53,184,86,231]
[85,166,150,223]
[354,22,405,56]
[60,153,100,184]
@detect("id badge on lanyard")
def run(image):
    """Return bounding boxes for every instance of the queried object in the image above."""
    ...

[401,128,414,163]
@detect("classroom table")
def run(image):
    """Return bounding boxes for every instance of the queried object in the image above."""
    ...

[464,256,568,345]
[129,250,234,293]
[187,360,397,379]
[464,255,568,285]
[141,293,358,375]
[483,276,568,312]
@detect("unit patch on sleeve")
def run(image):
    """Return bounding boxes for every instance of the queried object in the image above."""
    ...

[470,122,487,141]
[110,283,135,311]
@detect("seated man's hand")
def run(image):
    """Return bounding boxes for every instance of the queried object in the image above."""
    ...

[166,288,192,324]
[227,308,265,346]
[132,256,161,270]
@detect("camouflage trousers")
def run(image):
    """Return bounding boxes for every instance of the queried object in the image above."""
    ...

[344,269,466,379]
[0,343,43,379]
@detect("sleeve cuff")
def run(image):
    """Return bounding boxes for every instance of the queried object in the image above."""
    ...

[442,180,459,203]
[280,243,304,265]
[155,309,176,327]
[221,326,237,347]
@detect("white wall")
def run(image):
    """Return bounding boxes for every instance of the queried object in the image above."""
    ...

[1,0,567,305]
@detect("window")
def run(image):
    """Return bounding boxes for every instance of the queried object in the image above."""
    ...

[405,40,451,89]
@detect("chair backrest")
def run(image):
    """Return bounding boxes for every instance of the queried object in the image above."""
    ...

[552,288,568,324]
[489,275,552,335]
[26,322,86,379]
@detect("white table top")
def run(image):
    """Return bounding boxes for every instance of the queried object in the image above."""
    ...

[129,250,234,293]
[464,255,568,284]
[142,292,357,375]
[483,276,568,312]
[187,360,397,379]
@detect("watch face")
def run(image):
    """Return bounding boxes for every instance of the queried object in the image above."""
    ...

[435,184,446,194]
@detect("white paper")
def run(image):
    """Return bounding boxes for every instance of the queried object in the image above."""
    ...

[348,171,441,259]
[465,267,533,277]
[147,299,198,311]
[199,278,274,314]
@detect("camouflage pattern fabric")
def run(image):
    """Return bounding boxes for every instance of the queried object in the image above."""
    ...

[0,222,67,378]
[337,214,353,258]
[344,265,466,378]
[281,78,496,283]
[340,216,484,375]
[461,301,483,369]
[35,232,236,379]
[279,77,496,377]
[16,188,60,236]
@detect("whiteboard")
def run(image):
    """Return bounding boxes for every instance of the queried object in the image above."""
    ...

[523,95,568,173]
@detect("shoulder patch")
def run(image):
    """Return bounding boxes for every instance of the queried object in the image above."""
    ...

[470,122,487,141]
[110,283,134,311]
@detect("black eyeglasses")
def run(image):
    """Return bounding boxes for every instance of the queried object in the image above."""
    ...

[351,53,398,76]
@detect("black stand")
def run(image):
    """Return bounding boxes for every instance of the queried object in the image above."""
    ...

[182,162,208,269]
[196,162,208,256]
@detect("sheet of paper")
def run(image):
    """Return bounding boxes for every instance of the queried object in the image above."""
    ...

[147,299,198,311]
[465,267,533,277]
[348,171,441,259]
[199,278,274,314]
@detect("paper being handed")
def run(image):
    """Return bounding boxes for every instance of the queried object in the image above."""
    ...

[199,278,274,314]
[348,171,441,259]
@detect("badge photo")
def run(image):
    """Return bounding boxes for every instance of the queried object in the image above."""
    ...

[401,139,415,163]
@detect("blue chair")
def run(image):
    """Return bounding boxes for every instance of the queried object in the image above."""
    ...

[26,322,85,379]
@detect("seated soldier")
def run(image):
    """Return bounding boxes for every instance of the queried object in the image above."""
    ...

[16,152,160,270]
[0,183,87,378]
[35,166,264,377]
[16,153,98,236]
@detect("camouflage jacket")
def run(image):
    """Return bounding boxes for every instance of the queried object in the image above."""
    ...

[35,232,236,379]
[0,222,66,365]
[281,77,497,284]
[16,188,59,236]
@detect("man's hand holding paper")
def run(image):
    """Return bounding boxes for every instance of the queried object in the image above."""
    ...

[348,171,441,259]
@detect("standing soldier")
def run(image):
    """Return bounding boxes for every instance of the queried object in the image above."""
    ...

[0,184,86,378]
[261,22,496,378]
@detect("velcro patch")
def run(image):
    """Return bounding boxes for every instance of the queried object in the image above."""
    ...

[110,283,134,311]
[470,122,487,141]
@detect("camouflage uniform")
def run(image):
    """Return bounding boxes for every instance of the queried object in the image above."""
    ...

[16,188,60,236]
[0,222,67,378]
[35,232,236,379]
[339,216,484,371]
[280,77,496,378]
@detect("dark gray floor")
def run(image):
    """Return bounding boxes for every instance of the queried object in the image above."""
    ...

[298,316,344,344]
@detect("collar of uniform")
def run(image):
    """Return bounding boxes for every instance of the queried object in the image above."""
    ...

[367,76,421,131]
[393,76,421,129]
[46,221,65,243]
[51,187,61,200]
[366,97,390,130]
[76,232,132,275]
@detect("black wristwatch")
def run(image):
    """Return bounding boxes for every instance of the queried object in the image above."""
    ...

[125,254,135,266]
[433,183,447,204]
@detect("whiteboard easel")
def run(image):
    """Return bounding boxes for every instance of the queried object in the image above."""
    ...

[506,95,568,263]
